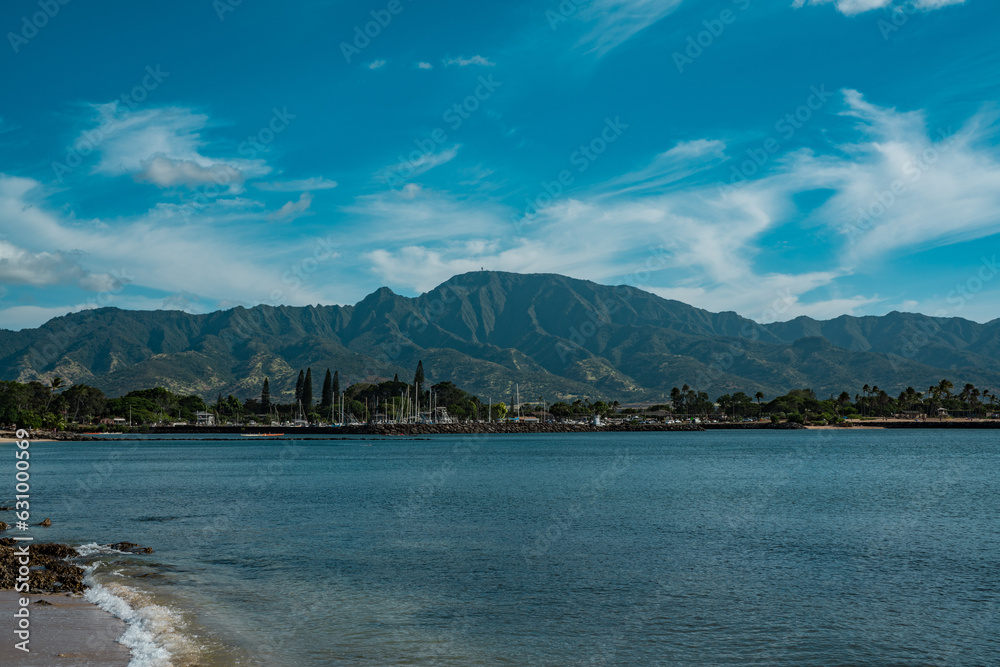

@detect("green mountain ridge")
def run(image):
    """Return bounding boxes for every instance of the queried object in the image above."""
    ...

[2,271,999,401]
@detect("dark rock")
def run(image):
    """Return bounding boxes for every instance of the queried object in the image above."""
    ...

[39,518,52,527]
[107,542,154,554]
[32,544,79,558]
[0,543,85,593]
[0,522,7,531]
[34,599,53,605]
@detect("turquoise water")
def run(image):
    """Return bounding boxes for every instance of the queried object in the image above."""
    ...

[10,430,1000,665]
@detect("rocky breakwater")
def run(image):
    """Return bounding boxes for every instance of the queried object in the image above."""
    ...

[702,422,807,430]
[1,430,99,441]
[359,422,706,436]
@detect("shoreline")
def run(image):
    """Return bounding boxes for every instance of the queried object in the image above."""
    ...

[0,591,129,666]
[5,418,1000,443]
[0,542,163,666]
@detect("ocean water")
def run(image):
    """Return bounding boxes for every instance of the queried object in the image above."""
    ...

[11,430,1000,665]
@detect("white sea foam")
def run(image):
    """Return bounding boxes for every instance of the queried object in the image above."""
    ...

[82,563,195,667]
[75,542,126,557]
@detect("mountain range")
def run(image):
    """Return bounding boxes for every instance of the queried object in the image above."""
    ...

[2,271,999,402]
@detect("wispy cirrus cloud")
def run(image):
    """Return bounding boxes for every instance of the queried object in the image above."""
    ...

[352,90,1000,322]
[790,0,966,16]
[255,177,337,192]
[378,145,460,183]
[269,192,313,221]
[574,0,685,55]
[599,139,728,197]
[0,174,334,329]
[444,55,495,67]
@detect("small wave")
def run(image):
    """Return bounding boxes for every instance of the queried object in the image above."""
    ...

[76,542,127,557]
[83,564,199,667]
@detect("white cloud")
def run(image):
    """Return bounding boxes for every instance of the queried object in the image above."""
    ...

[78,104,269,190]
[444,55,495,67]
[346,185,500,247]
[0,174,335,326]
[269,192,313,221]
[136,155,244,191]
[791,0,965,16]
[0,236,117,292]
[255,177,338,192]
[379,145,460,182]
[792,90,1000,265]
[160,292,202,312]
[416,62,433,69]
[369,60,387,69]
[600,139,728,197]
[348,91,1000,323]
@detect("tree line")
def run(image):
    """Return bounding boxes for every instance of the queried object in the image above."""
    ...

[1,371,997,431]
[0,360,510,429]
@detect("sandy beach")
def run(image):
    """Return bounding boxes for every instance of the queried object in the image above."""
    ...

[0,591,129,666]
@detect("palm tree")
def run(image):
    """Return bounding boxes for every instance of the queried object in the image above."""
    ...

[44,376,64,411]
[755,391,764,420]
[938,379,953,399]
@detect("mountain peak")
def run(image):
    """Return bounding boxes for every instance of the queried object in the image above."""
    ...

[2,270,997,402]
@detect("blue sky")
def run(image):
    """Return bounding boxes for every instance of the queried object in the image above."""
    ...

[1,0,998,330]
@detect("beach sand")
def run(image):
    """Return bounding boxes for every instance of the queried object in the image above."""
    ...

[0,591,129,666]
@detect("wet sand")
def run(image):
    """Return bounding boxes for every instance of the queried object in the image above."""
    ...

[0,591,129,666]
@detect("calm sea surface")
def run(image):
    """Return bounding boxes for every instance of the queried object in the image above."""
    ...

[14,430,1000,665]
